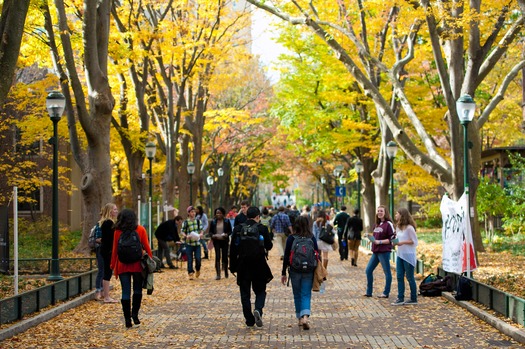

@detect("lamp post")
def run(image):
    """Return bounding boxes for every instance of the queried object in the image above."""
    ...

[457,94,476,278]
[386,141,398,216]
[207,175,214,217]
[339,176,346,206]
[320,176,326,210]
[218,168,224,205]
[355,161,363,215]
[145,142,156,249]
[145,142,156,199]
[187,162,196,205]
[333,167,342,210]
[46,91,66,281]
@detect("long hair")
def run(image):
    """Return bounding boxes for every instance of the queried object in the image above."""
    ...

[375,205,393,225]
[316,210,327,225]
[114,208,138,232]
[293,215,312,238]
[396,207,417,231]
[98,203,116,226]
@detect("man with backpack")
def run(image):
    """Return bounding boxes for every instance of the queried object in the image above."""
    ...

[229,206,273,327]
[270,206,293,260]
[333,205,350,261]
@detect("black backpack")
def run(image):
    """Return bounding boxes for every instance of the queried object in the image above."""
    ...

[419,273,454,297]
[289,236,317,272]
[238,223,264,259]
[455,276,473,301]
[117,230,143,263]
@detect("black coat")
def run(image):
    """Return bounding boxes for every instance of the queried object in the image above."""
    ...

[229,219,273,286]
[155,219,180,242]
[209,218,233,248]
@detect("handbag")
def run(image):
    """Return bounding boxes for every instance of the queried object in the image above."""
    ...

[319,224,335,244]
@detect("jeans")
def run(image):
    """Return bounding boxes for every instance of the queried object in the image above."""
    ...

[239,278,266,326]
[157,239,174,267]
[396,257,417,302]
[186,244,201,274]
[118,272,143,300]
[365,251,392,296]
[95,247,104,292]
[289,270,314,318]
[337,232,348,260]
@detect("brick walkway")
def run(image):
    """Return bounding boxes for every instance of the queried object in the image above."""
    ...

[1,247,524,348]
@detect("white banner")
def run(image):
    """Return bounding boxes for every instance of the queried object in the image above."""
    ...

[440,193,477,274]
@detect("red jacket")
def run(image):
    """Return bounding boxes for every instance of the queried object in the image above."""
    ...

[110,225,152,278]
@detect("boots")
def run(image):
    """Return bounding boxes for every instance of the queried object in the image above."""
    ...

[223,262,228,278]
[121,299,132,328]
[215,260,221,280]
[132,294,142,325]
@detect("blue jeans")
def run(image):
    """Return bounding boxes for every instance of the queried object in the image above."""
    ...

[95,247,104,292]
[396,257,417,302]
[289,270,314,318]
[365,252,392,296]
[118,272,143,300]
[186,244,201,274]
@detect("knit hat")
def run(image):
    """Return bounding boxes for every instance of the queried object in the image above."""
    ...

[187,206,195,213]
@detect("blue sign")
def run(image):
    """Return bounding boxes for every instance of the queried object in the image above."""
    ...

[335,186,346,197]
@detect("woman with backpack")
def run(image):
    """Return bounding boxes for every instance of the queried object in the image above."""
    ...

[111,208,152,328]
[99,203,119,303]
[281,215,319,330]
[391,208,418,306]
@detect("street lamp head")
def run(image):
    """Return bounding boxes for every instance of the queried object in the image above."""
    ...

[187,161,196,175]
[46,91,66,121]
[218,168,224,177]
[386,141,398,159]
[207,175,214,186]
[234,176,239,184]
[355,160,364,174]
[320,176,326,185]
[145,141,157,160]
[456,94,476,125]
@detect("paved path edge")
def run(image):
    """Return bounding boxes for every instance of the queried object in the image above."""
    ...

[0,291,95,342]
[442,291,525,345]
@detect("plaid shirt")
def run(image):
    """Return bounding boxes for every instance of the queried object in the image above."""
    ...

[182,218,202,246]
[270,212,291,234]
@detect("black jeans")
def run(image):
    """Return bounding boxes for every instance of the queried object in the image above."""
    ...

[157,238,174,267]
[239,278,266,326]
[338,232,348,260]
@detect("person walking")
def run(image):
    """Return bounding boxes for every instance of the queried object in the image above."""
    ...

[234,200,249,226]
[333,205,350,261]
[154,211,181,269]
[281,216,319,330]
[110,208,152,328]
[209,207,233,280]
[196,206,210,259]
[364,205,395,298]
[270,206,293,260]
[345,209,363,267]
[391,208,419,306]
[99,203,119,303]
[181,206,204,280]
[229,206,273,327]
[312,210,333,270]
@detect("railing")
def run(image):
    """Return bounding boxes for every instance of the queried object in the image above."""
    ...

[0,270,97,325]
[437,268,525,327]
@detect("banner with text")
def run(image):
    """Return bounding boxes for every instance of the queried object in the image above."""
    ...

[440,193,477,274]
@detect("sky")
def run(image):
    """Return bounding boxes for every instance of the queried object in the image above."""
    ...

[250,8,288,83]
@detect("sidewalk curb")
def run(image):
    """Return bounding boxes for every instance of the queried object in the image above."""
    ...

[0,291,96,342]
[442,292,525,345]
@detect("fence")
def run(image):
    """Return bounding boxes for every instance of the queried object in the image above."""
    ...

[0,269,96,324]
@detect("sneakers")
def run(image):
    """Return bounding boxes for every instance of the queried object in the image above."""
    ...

[377,294,389,298]
[404,299,418,305]
[253,309,263,327]
[195,270,200,279]
[391,299,404,306]
[188,273,195,280]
